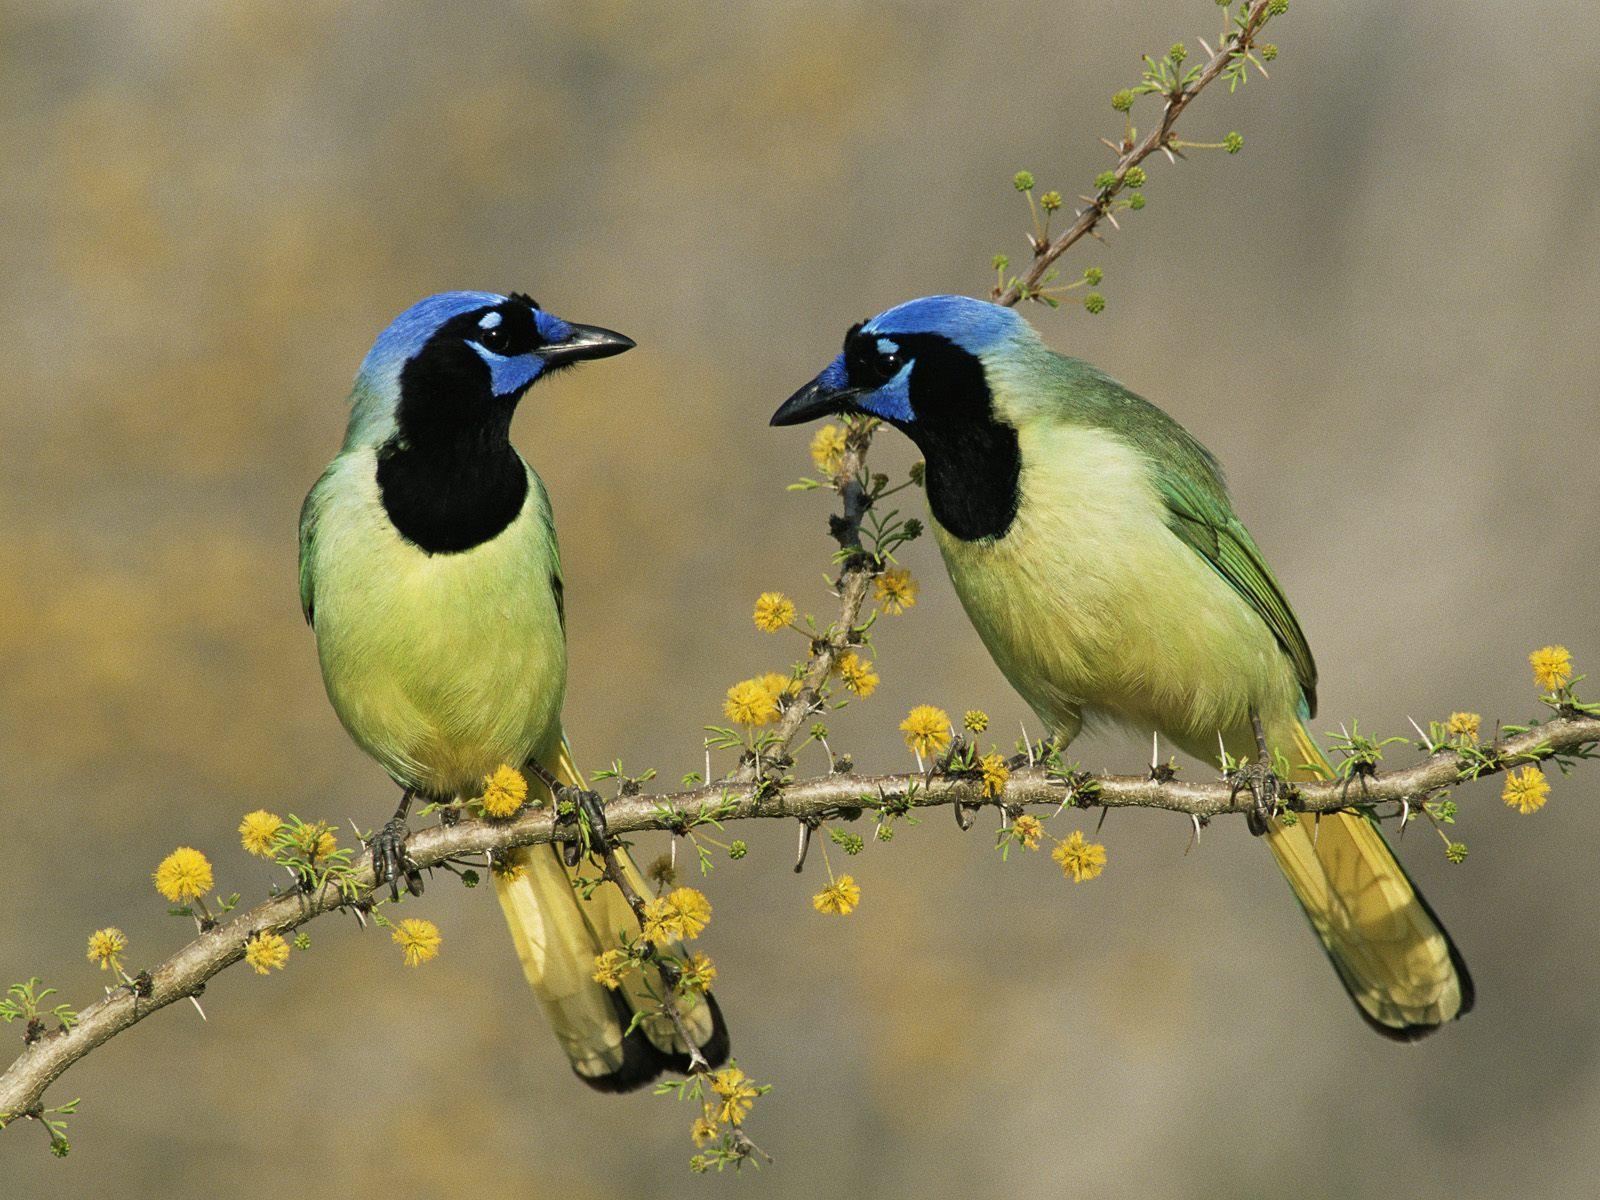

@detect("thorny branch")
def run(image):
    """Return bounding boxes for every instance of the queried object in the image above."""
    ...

[994,0,1278,306]
[4,709,1596,1124]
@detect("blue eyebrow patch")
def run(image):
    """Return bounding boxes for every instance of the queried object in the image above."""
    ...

[876,338,900,357]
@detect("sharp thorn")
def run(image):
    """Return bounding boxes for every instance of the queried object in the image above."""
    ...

[1151,731,1160,772]
[188,995,207,1022]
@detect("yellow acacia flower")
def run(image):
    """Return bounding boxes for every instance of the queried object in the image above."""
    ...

[810,424,847,474]
[710,1066,759,1126]
[1447,712,1481,742]
[1011,815,1043,850]
[837,651,879,698]
[245,932,290,975]
[478,764,529,819]
[758,671,799,701]
[724,679,779,727]
[875,567,918,615]
[392,918,441,967]
[691,1110,721,1147]
[1052,830,1107,882]
[963,709,989,733]
[294,823,337,861]
[86,927,127,971]
[812,874,861,916]
[153,847,214,903]
[667,887,712,939]
[1530,645,1573,691]
[238,810,283,857]
[900,705,953,758]
[752,592,796,633]
[490,856,526,883]
[681,952,717,992]
[592,948,629,990]
[641,896,674,943]
[979,753,1010,798]
[1502,765,1550,814]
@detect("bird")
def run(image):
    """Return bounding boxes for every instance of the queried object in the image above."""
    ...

[772,294,1472,1039]
[299,290,728,1087]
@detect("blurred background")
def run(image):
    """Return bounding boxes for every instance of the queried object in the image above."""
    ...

[3,1,1598,1196]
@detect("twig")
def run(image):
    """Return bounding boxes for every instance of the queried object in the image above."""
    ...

[993,0,1276,307]
[5,712,1594,1123]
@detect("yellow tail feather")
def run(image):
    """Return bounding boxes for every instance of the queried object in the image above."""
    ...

[1261,722,1472,1038]
[491,738,725,1089]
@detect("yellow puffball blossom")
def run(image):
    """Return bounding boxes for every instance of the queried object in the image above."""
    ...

[812,874,861,916]
[1447,712,1481,742]
[691,1111,721,1147]
[837,651,879,698]
[810,424,848,474]
[642,887,713,943]
[478,764,529,818]
[979,753,1010,798]
[1052,830,1107,882]
[295,824,337,860]
[86,927,127,971]
[963,709,989,733]
[752,592,796,633]
[392,918,442,967]
[238,810,283,857]
[758,672,799,701]
[490,856,526,883]
[710,1066,759,1126]
[1530,645,1573,691]
[153,847,214,903]
[592,948,629,990]
[1011,815,1043,851]
[667,887,713,939]
[900,705,953,757]
[875,567,919,615]
[1502,765,1550,815]
[245,932,290,975]
[724,679,779,727]
[681,952,718,993]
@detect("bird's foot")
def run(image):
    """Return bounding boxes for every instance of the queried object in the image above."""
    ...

[555,786,610,866]
[369,817,423,901]
[1228,759,1284,837]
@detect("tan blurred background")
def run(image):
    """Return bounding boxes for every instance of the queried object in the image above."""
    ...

[3,0,1598,1195]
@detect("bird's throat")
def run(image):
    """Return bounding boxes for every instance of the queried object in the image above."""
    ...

[376,427,529,555]
[913,419,1022,543]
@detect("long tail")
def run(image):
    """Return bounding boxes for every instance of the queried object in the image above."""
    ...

[491,739,729,1090]
[1261,721,1474,1039]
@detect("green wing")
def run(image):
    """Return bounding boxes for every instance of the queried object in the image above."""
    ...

[297,470,330,627]
[1155,469,1319,717]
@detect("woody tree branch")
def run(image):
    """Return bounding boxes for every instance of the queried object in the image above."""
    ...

[4,709,1596,1125]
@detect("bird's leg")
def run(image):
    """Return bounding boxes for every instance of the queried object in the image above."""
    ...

[369,788,423,901]
[1227,710,1285,837]
[526,760,609,867]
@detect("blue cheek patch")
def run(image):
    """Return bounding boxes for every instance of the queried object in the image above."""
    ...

[470,343,542,397]
[859,362,915,423]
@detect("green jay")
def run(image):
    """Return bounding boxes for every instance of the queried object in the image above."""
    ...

[299,291,728,1087]
[773,294,1471,1039]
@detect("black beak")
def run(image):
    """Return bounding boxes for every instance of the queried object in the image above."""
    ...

[770,377,862,426]
[538,323,636,367]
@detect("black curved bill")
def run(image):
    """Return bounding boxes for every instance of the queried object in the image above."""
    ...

[770,378,862,426]
[540,323,636,367]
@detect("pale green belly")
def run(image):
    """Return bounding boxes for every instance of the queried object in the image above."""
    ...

[933,426,1300,761]
[306,451,567,796]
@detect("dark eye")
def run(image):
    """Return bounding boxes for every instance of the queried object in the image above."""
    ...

[479,325,510,354]
[881,349,903,371]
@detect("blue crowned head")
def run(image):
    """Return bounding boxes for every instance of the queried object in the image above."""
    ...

[345,291,634,448]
